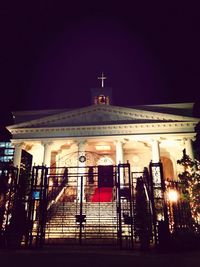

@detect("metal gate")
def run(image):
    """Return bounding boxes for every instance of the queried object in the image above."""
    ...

[26,164,139,248]
[26,166,48,248]
[0,163,156,249]
[1,161,197,250]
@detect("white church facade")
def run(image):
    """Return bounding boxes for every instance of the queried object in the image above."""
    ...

[3,80,200,248]
[8,97,199,183]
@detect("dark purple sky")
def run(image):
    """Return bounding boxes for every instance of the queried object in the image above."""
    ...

[0,1,200,138]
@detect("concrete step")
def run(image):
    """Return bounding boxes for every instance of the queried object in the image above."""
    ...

[45,201,123,239]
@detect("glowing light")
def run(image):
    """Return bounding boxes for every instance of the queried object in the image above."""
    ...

[167,189,179,202]
[49,180,54,187]
[95,145,111,151]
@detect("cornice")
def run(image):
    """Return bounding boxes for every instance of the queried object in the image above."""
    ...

[8,104,199,129]
[9,121,197,139]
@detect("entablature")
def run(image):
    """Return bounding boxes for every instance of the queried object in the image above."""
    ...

[9,121,197,140]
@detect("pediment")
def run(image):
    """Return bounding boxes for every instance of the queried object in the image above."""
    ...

[8,104,199,130]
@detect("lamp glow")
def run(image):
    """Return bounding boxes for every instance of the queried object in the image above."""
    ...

[167,189,179,202]
[95,145,111,151]
[49,180,54,187]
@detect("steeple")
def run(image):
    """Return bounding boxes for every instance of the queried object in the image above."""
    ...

[91,73,113,105]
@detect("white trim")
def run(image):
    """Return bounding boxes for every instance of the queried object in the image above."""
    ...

[9,121,197,140]
[7,104,199,130]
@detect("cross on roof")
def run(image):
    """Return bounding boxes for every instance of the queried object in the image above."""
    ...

[98,72,107,88]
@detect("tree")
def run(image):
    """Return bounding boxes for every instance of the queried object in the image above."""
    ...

[177,149,200,228]
[194,122,200,160]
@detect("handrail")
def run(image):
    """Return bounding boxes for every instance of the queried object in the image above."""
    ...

[47,168,68,210]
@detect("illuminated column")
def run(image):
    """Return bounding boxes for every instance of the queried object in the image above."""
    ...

[51,151,58,170]
[115,140,124,164]
[13,142,24,167]
[115,140,124,185]
[78,140,86,157]
[42,141,53,167]
[184,138,194,161]
[151,139,160,163]
[150,139,168,223]
[77,139,87,202]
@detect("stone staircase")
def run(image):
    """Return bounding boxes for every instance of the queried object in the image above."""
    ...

[45,201,118,243]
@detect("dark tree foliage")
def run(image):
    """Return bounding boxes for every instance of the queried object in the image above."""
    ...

[177,149,194,198]
[0,173,8,231]
[177,149,200,229]
[134,177,151,250]
[194,122,200,160]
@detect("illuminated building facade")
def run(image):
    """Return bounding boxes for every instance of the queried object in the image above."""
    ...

[8,99,198,182]
[3,80,200,248]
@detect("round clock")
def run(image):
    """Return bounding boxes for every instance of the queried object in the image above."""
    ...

[79,155,86,163]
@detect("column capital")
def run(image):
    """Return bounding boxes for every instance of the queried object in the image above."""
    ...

[41,140,53,147]
[183,137,195,143]
[75,139,87,146]
[76,139,87,152]
[11,141,25,149]
[150,138,161,144]
[114,139,127,146]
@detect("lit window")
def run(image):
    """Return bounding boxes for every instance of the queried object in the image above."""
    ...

[98,95,106,104]
[0,142,6,147]
[95,145,111,151]
[5,149,14,155]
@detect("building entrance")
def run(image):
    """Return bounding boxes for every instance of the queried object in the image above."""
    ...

[0,163,157,250]
[25,163,139,248]
[98,165,114,188]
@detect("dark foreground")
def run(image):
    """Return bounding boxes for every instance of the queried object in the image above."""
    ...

[0,246,199,267]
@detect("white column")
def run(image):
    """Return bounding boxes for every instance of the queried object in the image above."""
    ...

[13,142,24,167]
[77,139,86,202]
[78,140,86,156]
[151,139,160,163]
[42,141,52,167]
[115,140,124,164]
[184,138,194,161]
[115,140,124,185]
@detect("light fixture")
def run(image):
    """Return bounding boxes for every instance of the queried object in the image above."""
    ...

[49,180,54,187]
[95,145,111,151]
[167,189,179,202]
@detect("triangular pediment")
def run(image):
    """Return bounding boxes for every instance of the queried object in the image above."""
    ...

[8,104,199,130]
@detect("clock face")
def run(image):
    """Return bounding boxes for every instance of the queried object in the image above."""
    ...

[79,155,86,163]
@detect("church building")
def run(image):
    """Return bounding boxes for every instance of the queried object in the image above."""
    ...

[4,74,200,248]
[8,75,198,181]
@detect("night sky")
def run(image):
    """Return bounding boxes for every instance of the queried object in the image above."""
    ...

[0,1,200,139]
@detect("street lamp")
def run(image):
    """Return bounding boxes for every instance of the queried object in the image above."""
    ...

[167,188,179,232]
[167,189,179,203]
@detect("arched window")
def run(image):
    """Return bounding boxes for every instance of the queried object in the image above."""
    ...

[161,157,175,181]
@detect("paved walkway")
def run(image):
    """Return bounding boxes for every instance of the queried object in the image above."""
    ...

[0,245,199,267]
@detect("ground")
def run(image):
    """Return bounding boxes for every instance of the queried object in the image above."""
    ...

[0,246,199,267]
